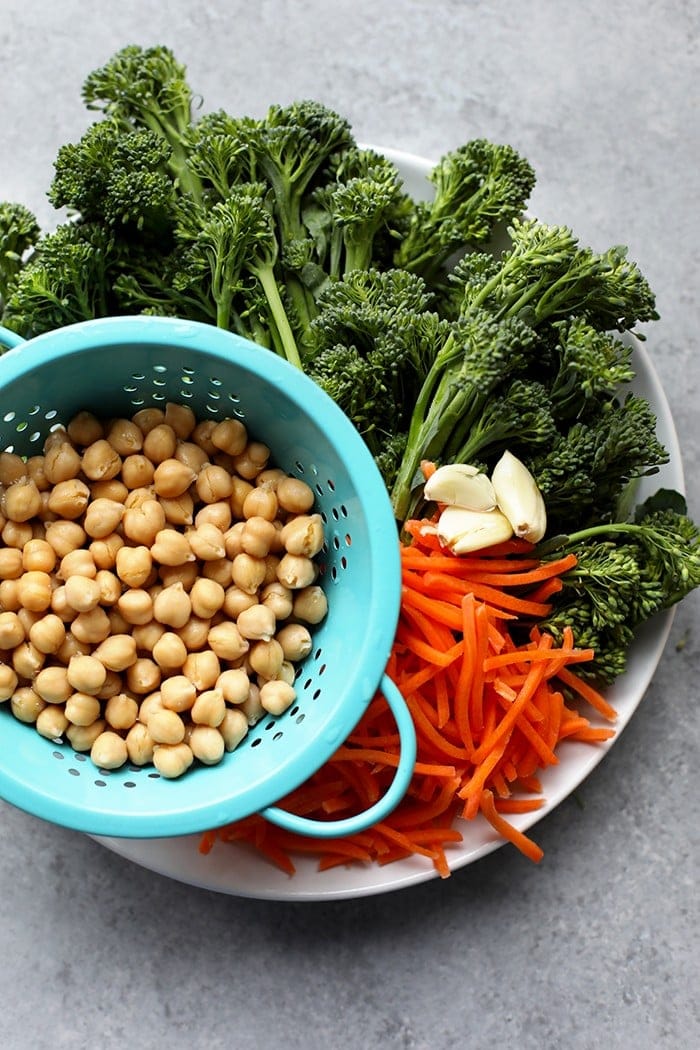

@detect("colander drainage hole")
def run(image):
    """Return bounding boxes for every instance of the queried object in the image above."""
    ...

[68,768,80,777]
[94,780,106,788]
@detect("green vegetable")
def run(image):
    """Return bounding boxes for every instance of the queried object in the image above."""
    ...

[0,202,41,310]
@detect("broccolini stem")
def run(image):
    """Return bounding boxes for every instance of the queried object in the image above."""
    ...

[255,267,303,369]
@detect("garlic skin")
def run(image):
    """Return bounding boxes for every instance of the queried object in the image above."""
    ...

[424,463,497,512]
[437,505,514,555]
[491,450,547,543]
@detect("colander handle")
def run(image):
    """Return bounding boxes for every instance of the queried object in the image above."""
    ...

[0,325,26,351]
[261,673,417,839]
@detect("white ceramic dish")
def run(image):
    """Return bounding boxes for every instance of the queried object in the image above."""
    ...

[94,146,683,900]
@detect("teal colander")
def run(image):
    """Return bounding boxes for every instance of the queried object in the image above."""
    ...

[0,317,416,839]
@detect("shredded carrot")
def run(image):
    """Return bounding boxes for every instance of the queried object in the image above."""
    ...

[200,520,617,878]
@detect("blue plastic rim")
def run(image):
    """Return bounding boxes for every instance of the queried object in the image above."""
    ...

[0,317,416,838]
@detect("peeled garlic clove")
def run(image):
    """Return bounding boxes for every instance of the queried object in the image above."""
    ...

[491,450,547,543]
[424,463,497,511]
[437,505,514,555]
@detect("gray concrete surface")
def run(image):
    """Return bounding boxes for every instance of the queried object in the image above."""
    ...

[1,2,698,1048]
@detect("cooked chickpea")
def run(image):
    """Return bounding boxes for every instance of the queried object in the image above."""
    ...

[0,610,25,649]
[222,585,258,619]
[108,610,131,638]
[143,423,177,464]
[0,578,21,610]
[159,492,195,527]
[106,418,143,456]
[261,581,294,620]
[97,669,123,700]
[174,439,209,474]
[43,442,82,484]
[232,441,270,481]
[17,570,53,612]
[89,478,129,503]
[64,574,102,613]
[210,417,247,457]
[276,623,313,662]
[132,407,164,435]
[123,499,166,546]
[187,522,226,561]
[292,585,328,624]
[158,561,199,591]
[117,589,154,626]
[276,476,316,514]
[95,569,121,606]
[196,464,233,504]
[152,741,193,778]
[176,616,211,651]
[70,607,111,645]
[58,549,97,581]
[0,663,19,701]
[0,547,24,580]
[231,552,266,594]
[280,514,325,558]
[216,668,251,705]
[125,657,162,696]
[11,686,46,723]
[153,581,192,628]
[240,682,264,725]
[207,622,249,661]
[3,479,42,523]
[0,451,28,485]
[130,620,165,653]
[240,516,277,559]
[237,603,276,641]
[191,419,217,455]
[22,538,56,574]
[125,722,155,766]
[83,498,124,539]
[55,633,89,664]
[201,557,233,588]
[153,458,197,498]
[65,690,102,727]
[148,707,186,745]
[182,649,220,692]
[67,411,103,446]
[34,665,72,704]
[90,730,128,770]
[188,577,224,620]
[159,675,195,714]
[223,520,245,559]
[104,693,139,731]
[260,679,296,716]
[189,725,225,765]
[67,653,107,695]
[248,639,284,679]
[121,453,155,490]
[276,553,317,590]
[36,704,70,740]
[80,439,122,482]
[219,707,249,751]
[242,484,278,522]
[66,718,107,751]
[28,614,66,655]
[150,528,194,567]
[93,633,137,672]
[45,520,87,558]
[163,402,196,439]
[26,456,49,492]
[115,545,153,589]
[88,533,124,571]
[191,687,226,728]
[2,520,33,549]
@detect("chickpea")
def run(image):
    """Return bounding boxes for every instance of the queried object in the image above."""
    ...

[22,538,56,574]
[124,485,155,510]
[231,553,266,595]
[152,631,188,672]
[276,553,317,590]
[207,622,249,661]
[125,722,155,766]
[35,665,72,704]
[176,616,211,652]
[64,574,102,613]
[248,639,284,680]
[222,585,258,619]
[44,442,82,484]
[260,679,296,716]
[174,440,209,474]
[143,423,177,464]
[189,577,225,619]
[28,614,66,655]
[276,623,313,662]
[152,741,193,779]
[0,547,24,580]
[58,549,97,581]
[261,581,294,621]
[125,657,161,696]
[25,456,48,493]
[18,570,53,612]
[95,569,121,606]
[2,520,34,549]
[148,707,186,745]
[280,514,325,558]
[115,545,153,589]
[67,411,103,446]
[276,476,316,514]
[292,585,328,624]
[11,686,46,723]
[191,419,218,455]
[107,608,131,635]
[159,675,195,714]
[66,718,107,752]
[131,620,166,653]
[164,402,196,440]
[182,649,220,692]
[152,458,197,499]
[89,533,125,572]
[196,464,233,505]
[0,451,28,485]
[158,561,199,592]
[90,730,128,770]
[237,603,276,642]
[152,581,192,629]
[150,528,194,567]
[104,693,139,731]
[64,688,101,722]
[201,557,234,588]
[121,453,155,490]
[240,682,264,726]
[67,653,107,696]
[189,725,225,766]
[117,589,154,626]
[88,479,129,504]
[242,485,278,523]
[210,417,247,457]
[230,476,254,519]
[0,578,21,610]
[232,441,270,481]
[138,691,164,723]
[71,607,111,645]
[0,663,19,701]
[238,516,276,559]
[123,499,166,546]
[191,687,226,728]
[56,633,90,665]
[37,492,58,524]
[132,407,164,435]
[45,520,87,558]
[81,439,122,481]
[159,492,194,527]
[3,479,42,523]
[223,521,245,559]
[219,707,249,752]
[47,479,90,520]
[106,418,143,456]
[36,704,70,741]
[0,610,25,649]
[97,669,123,700]
[83,498,124,539]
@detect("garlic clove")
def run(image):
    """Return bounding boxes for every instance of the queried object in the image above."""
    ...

[424,463,497,512]
[437,505,514,555]
[491,450,547,543]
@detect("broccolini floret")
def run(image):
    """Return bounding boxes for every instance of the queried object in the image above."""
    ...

[0,202,40,310]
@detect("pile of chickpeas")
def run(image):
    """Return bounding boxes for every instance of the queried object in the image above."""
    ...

[0,403,328,778]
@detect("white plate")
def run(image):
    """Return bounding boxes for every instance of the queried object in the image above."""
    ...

[94,147,684,900]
